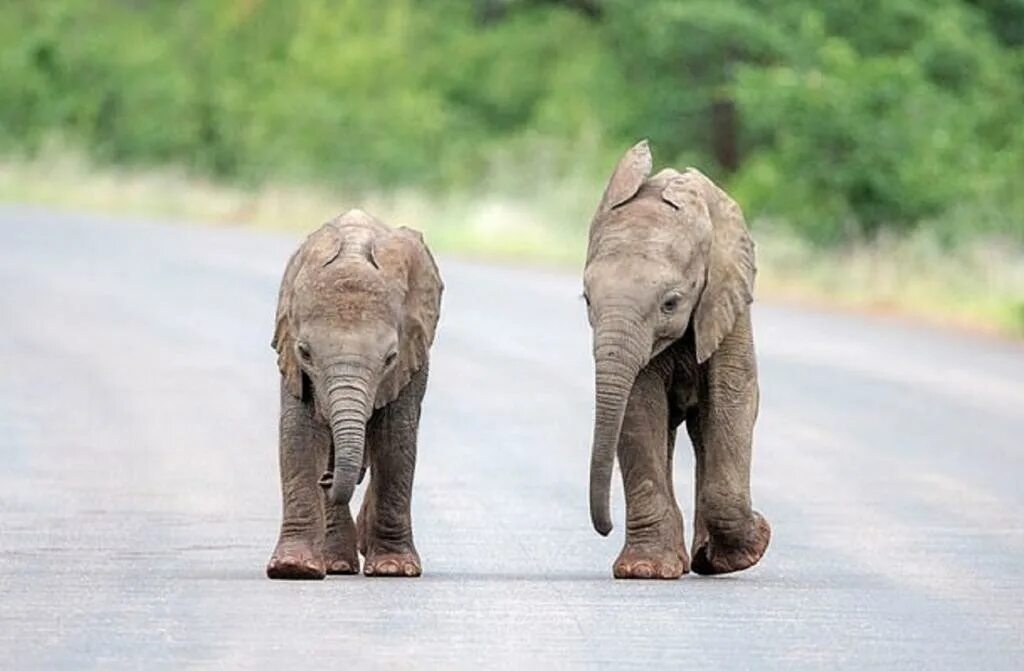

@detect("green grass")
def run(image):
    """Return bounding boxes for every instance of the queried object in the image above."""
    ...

[2,151,1022,338]
[755,227,1024,337]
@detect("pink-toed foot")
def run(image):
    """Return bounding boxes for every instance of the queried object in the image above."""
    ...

[613,546,689,580]
[691,512,771,576]
[363,552,421,578]
[266,540,326,580]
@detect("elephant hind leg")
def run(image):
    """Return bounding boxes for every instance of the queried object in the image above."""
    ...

[356,475,375,558]
[314,444,361,575]
[664,427,688,568]
[323,496,360,575]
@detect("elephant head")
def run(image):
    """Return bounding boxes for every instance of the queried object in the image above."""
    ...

[583,140,756,536]
[272,210,442,506]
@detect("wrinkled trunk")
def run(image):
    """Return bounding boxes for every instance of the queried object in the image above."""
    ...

[589,315,650,536]
[325,367,374,505]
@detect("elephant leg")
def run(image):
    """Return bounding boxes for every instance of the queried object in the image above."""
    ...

[613,367,689,580]
[360,366,427,577]
[356,475,374,557]
[686,416,710,561]
[267,380,329,580]
[688,312,770,575]
[665,427,687,554]
[322,491,359,575]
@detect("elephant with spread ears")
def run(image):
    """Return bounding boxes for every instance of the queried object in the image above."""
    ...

[266,209,442,580]
[582,140,770,579]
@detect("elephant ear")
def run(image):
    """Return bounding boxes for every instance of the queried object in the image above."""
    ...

[594,139,652,216]
[372,227,443,408]
[271,225,343,399]
[683,168,757,364]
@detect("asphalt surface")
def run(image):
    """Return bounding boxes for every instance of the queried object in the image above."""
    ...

[1,206,1023,668]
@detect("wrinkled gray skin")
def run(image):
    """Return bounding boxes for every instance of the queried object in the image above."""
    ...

[266,209,442,580]
[583,140,770,579]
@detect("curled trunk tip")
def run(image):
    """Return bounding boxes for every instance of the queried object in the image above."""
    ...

[591,494,613,536]
[329,424,366,506]
[329,479,356,506]
[329,433,364,505]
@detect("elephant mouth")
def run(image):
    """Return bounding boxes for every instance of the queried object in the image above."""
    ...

[651,335,676,358]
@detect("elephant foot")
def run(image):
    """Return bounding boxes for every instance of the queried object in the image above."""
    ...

[613,545,689,580]
[364,549,421,578]
[324,552,359,575]
[266,539,326,580]
[691,511,771,576]
[324,526,359,575]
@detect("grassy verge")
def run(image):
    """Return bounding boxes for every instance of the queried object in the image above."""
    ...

[2,152,1022,338]
[756,229,1024,337]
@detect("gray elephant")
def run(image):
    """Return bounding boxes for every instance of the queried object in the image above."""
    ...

[583,140,770,579]
[266,209,442,580]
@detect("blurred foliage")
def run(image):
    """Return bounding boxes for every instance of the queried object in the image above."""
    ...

[1,0,1022,243]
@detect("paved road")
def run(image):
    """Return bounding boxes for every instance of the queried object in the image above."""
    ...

[1,206,1023,668]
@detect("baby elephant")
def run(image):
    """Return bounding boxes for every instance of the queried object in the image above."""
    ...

[583,140,770,579]
[267,209,442,580]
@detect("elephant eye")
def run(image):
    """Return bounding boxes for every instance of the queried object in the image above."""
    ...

[661,296,680,314]
[296,341,312,362]
[384,350,398,367]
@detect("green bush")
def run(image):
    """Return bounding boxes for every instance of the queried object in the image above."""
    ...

[730,4,1024,241]
[0,0,1021,244]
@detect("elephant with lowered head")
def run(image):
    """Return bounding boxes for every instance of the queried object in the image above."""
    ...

[266,209,442,580]
[583,140,770,579]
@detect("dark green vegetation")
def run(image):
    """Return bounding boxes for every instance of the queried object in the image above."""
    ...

[2,0,1023,244]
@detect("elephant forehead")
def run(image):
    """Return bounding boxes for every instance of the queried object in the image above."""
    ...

[585,254,679,291]
[590,214,702,265]
[295,265,396,318]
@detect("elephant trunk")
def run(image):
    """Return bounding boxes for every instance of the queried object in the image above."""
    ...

[325,366,375,506]
[589,314,650,536]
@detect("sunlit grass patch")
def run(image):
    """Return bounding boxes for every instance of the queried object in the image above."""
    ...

[756,226,1024,336]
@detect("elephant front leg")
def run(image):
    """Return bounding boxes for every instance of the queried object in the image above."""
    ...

[359,367,427,578]
[267,382,330,580]
[614,368,689,580]
[688,312,770,576]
